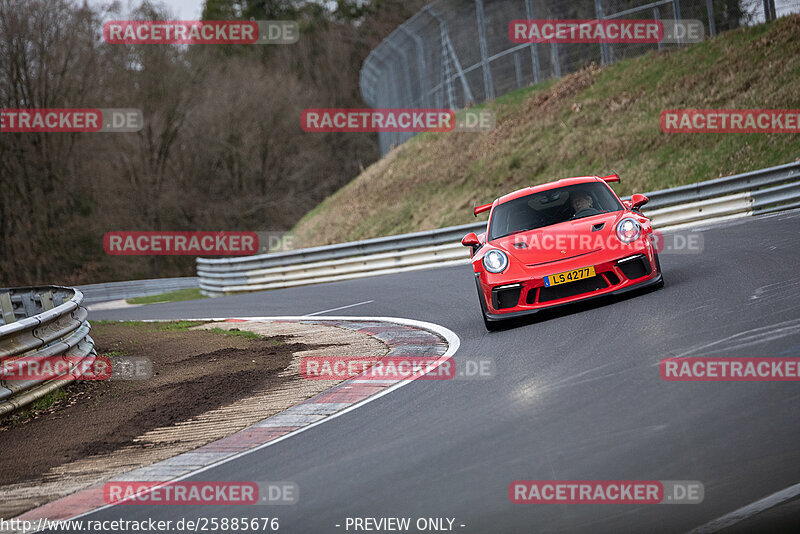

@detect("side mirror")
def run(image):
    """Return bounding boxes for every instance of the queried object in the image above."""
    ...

[630,193,649,211]
[461,232,480,247]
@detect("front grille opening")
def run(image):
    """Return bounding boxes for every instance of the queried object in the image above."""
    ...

[492,286,522,310]
[604,271,621,285]
[618,255,651,280]
[526,288,538,304]
[538,275,608,303]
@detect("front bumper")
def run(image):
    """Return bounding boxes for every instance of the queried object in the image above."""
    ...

[476,240,661,321]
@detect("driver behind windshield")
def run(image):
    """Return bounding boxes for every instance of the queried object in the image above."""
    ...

[570,190,595,216]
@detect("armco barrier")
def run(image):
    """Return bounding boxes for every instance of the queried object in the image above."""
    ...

[78,277,199,304]
[197,161,800,296]
[0,286,96,416]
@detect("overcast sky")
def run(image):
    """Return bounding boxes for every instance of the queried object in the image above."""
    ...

[165,0,204,18]
[157,0,204,18]
[91,0,205,19]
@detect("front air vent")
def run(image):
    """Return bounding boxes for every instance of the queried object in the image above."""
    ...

[492,284,522,310]
[617,255,651,280]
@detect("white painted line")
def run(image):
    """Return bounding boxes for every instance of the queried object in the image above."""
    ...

[62,315,460,523]
[686,482,800,533]
[302,300,374,316]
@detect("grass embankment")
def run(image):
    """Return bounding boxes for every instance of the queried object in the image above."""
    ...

[291,16,800,246]
[92,320,277,340]
[126,288,207,305]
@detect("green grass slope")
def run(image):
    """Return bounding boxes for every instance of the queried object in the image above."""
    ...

[292,16,800,247]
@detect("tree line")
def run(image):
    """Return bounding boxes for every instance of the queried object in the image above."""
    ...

[0,0,425,286]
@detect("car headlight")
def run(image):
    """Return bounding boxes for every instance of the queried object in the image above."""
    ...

[616,218,642,243]
[482,250,509,273]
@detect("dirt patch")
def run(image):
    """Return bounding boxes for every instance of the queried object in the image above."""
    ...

[0,322,317,484]
[0,320,387,519]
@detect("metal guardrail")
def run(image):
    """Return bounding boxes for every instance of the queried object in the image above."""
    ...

[78,277,199,304]
[197,161,800,296]
[634,160,800,210]
[0,286,95,416]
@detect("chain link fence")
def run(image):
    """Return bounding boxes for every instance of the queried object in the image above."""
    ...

[360,0,771,154]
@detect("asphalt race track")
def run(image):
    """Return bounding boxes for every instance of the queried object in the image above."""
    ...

[78,210,800,534]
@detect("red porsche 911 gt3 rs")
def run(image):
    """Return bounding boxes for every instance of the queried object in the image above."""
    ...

[462,174,663,330]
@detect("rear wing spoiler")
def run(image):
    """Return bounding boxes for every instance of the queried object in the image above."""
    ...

[473,203,493,217]
[600,173,620,183]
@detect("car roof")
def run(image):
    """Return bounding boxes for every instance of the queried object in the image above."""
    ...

[495,176,604,205]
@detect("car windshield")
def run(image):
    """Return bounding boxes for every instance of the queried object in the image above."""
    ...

[488,182,624,240]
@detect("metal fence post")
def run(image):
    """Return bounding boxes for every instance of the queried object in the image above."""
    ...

[762,0,776,20]
[524,0,542,83]
[474,0,495,100]
[594,0,611,65]
[385,41,415,108]
[551,41,561,78]
[373,65,386,154]
[673,0,683,45]
[428,6,474,106]
[389,66,404,146]
[400,26,430,107]
[514,52,523,89]
[375,68,390,149]
[438,17,456,109]
[653,7,663,50]
[372,51,402,149]
[705,0,716,37]
[371,53,392,104]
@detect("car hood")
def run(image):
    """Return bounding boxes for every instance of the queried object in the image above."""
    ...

[490,211,628,265]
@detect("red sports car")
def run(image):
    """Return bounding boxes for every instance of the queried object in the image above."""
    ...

[462,174,663,330]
